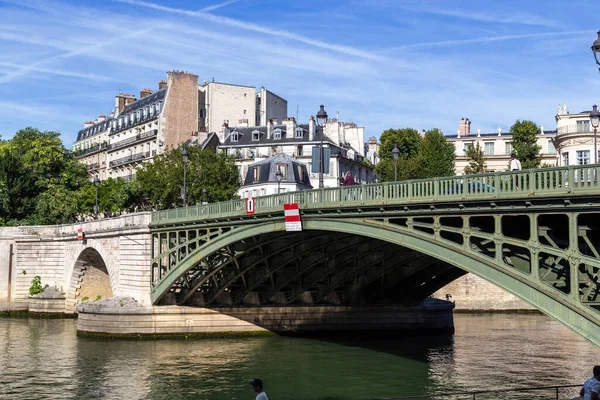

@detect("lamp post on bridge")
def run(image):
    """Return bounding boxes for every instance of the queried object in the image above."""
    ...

[316,105,328,189]
[93,175,100,219]
[591,105,600,165]
[392,144,399,181]
[275,168,283,194]
[592,31,600,73]
[181,148,188,207]
[202,187,208,205]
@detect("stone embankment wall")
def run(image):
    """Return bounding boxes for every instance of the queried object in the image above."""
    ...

[77,299,455,337]
[432,273,536,311]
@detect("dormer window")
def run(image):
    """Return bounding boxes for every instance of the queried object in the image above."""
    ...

[295,128,304,138]
[118,118,122,128]
[231,131,239,142]
[143,108,147,118]
[130,114,135,124]
[252,130,260,141]
[253,166,260,182]
[150,106,154,116]
[273,128,282,140]
[136,110,141,120]
[156,102,161,113]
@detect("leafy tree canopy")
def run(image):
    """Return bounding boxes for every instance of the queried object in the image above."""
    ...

[418,128,455,178]
[510,120,541,169]
[464,142,486,174]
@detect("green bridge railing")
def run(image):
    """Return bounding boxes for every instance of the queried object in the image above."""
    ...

[151,164,600,225]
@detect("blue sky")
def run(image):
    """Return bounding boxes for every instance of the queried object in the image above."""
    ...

[0,0,599,147]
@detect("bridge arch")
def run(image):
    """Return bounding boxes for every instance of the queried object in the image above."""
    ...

[152,218,600,345]
[66,246,116,311]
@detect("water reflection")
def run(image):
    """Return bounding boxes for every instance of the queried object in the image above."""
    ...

[0,314,599,400]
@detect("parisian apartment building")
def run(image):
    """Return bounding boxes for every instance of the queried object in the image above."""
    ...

[72,71,288,181]
[447,103,600,174]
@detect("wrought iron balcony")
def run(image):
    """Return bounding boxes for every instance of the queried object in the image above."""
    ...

[109,151,151,167]
[557,124,593,134]
[108,129,158,152]
[75,142,107,158]
[87,163,100,170]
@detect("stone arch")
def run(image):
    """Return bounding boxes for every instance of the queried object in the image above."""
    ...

[153,219,600,346]
[66,247,114,312]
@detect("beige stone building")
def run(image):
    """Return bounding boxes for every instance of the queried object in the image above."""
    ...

[73,72,286,181]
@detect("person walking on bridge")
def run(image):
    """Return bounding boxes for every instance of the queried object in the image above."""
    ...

[580,365,600,400]
[250,378,268,400]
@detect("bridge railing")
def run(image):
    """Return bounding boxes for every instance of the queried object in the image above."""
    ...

[151,164,600,225]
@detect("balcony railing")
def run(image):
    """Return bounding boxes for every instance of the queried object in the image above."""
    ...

[75,142,107,157]
[87,163,100,170]
[557,124,593,134]
[109,151,151,167]
[108,129,158,152]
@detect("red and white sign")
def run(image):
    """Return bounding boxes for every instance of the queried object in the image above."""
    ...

[284,203,302,232]
[246,197,255,214]
[77,225,84,241]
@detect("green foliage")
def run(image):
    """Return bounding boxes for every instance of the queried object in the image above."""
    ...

[136,146,240,209]
[375,127,455,181]
[510,120,541,169]
[464,142,486,174]
[29,276,43,296]
[95,295,102,301]
[81,296,89,303]
[418,129,455,177]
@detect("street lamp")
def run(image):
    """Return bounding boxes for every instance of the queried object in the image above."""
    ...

[591,104,600,164]
[181,148,188,207]
[316,104,328,189]
[202,187,208,204]
[93,175,100,219]
[392,144,400,181]
[592,31,600,72]
[275,168,283,194]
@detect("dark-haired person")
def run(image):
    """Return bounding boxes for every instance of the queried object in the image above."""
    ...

[250,378,268,400]
[581,365,600,400]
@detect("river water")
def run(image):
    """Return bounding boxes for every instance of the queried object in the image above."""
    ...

[0,313,598,400]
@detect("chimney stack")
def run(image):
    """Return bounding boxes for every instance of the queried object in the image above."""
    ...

[309,116,315,141]
[158,80,167,90]
[267,118,273,139]
[140,88,153,98]
[84,121,94,129]
[114,93,136,115]
[458,118,471,135]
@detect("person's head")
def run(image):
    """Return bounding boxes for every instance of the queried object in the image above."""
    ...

[250,378,263,393]
[511,153,517,159]
[593,366,600,377]
[346,171,351,176]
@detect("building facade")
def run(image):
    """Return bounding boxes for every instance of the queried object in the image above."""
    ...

[215,116,374,189]
[73,72,286,181]
[554,103,600,166]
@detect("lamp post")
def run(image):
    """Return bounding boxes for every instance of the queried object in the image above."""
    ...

[592,31,600,72]
[275,169,283,194]
[93,175,100,219]
[591,105,600,164]
[181,148,188,207]
[316,104,328,188]
[392,144,399,181]
[202,187,208,204]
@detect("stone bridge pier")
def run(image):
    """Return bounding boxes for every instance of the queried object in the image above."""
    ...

[0,213,152,313]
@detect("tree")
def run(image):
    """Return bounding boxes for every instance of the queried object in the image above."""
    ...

[418,129,455,177]
[510,120,541,169]
[375,128,422,181]
[464,143,486,174]
[136,146,240,209]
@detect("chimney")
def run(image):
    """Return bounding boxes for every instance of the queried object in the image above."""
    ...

[124,94,136,106]
[84,121,94,128]
[97,115,107,123]
[219,122,229,142]
[458,118,471,135]
[309,116,315,141]
[115,94,127,116]
[267,119,273,139]
[284,117,295,136]
[140,88,153,98]
[158,80,167,90]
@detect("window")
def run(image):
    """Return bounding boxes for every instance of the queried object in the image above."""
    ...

[577,150,590,165]
[505,141,513,155]
[548,140,556,155]
[253,166,260,182]
[136,110,141,120]
[577,120,591,132]
[130,114,134,124]
[295,128,304,138]
[143,108,147,118]
[156,102,161,113]
[484,142,495,156]
[463,142,473,153]
[299,166,305,181]
[273,128,282,140]
[297,145,303,156]
[150,106,154,116]
[252,130,260,141]
[118,118,123,128]
[243,109,246,115]
[231,131,239,142]
[276,163,287,178]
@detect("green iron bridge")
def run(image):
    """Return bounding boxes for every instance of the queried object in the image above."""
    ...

[150,165,600,346]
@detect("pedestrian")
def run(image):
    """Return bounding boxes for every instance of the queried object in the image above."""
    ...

[250,378,268,400]
[343,171,355,186]
[510,153,522,171]
[580,365,600,400]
